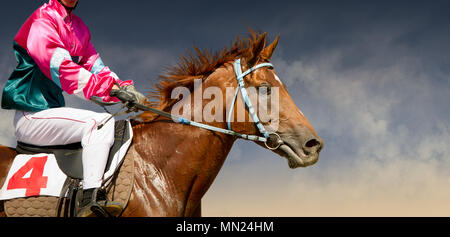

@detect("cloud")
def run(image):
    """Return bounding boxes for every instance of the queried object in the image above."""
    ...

[0,109,16,148]
[94,44,177,92]
[0,52,16,148]
[203,104,450,216]
[1,2,449,217]
[204,152,450,216]
[203,24,450,216]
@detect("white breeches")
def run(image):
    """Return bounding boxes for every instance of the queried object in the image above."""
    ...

[14,107,115,189]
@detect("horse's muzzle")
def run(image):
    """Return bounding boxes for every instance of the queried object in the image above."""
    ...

[277,130,323,169]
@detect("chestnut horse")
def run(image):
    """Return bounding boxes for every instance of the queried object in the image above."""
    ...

[0,31,323,217]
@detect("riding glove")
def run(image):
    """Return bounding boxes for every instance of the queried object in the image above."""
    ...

[122,85,146,103]
[110,85,146,105]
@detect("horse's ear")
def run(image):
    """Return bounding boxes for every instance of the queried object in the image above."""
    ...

[261,34,280,60]
[247,32,267,66]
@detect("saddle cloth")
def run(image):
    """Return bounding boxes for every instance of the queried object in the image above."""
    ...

[3,146,136,217]
[0,120,133,201]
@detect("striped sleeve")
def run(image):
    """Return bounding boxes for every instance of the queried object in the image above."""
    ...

[79,41,133,96]
[26,19,126,102]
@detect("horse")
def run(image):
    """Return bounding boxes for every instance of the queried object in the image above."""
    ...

[0,31,323,217]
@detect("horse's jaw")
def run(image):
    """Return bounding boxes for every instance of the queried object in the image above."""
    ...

[278,143,319,169]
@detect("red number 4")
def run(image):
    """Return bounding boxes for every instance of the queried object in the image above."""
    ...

[7,156,48,196]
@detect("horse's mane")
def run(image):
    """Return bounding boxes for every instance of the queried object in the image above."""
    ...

[138,30,267,122]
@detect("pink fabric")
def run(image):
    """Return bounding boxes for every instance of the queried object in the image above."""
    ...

[15,0,132,102]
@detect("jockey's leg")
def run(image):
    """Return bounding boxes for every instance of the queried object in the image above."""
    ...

[14,107,115,187]
[14,107,122,216]
[14,107,114,147]
[80,115,115,189]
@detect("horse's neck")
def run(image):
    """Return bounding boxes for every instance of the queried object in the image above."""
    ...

[131,119,235,216]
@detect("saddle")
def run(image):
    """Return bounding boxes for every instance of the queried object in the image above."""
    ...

[3,120,135,217]
[16,120,131,180]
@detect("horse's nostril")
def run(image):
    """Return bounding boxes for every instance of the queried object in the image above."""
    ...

[303,138,323,154]
[305,139,320,148]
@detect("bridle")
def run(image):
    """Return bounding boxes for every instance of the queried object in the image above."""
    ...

[227,58,282,150]
[93,58,283,150]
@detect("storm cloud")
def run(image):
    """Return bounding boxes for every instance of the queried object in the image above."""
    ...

[1,0,449,216]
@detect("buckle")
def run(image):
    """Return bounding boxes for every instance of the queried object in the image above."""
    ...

[264,132,283,150]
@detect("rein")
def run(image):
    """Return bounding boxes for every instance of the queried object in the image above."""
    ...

[93,59,283,150]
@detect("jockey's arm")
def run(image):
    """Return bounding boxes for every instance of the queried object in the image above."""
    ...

[26,18,133,102]
[80,41,146,104]
[78,39,134,93]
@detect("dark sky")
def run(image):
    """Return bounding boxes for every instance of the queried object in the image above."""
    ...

[1,0,450,216]
[3,1,450,60]
[2,1,450,80]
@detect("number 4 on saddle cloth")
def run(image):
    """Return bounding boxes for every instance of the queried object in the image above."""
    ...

[0,120,133,217]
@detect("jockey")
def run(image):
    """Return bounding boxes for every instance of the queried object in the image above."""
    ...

[1,0,145,217]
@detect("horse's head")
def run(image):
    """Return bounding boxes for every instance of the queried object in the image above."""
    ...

[229,33,324,168]
[143,30,323,169]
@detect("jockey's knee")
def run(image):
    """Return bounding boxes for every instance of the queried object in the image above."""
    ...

[82,113,115,147]
[99,115,115,146]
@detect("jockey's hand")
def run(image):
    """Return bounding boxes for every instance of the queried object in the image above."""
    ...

[110,84,145,105]
[121,85,146,103]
